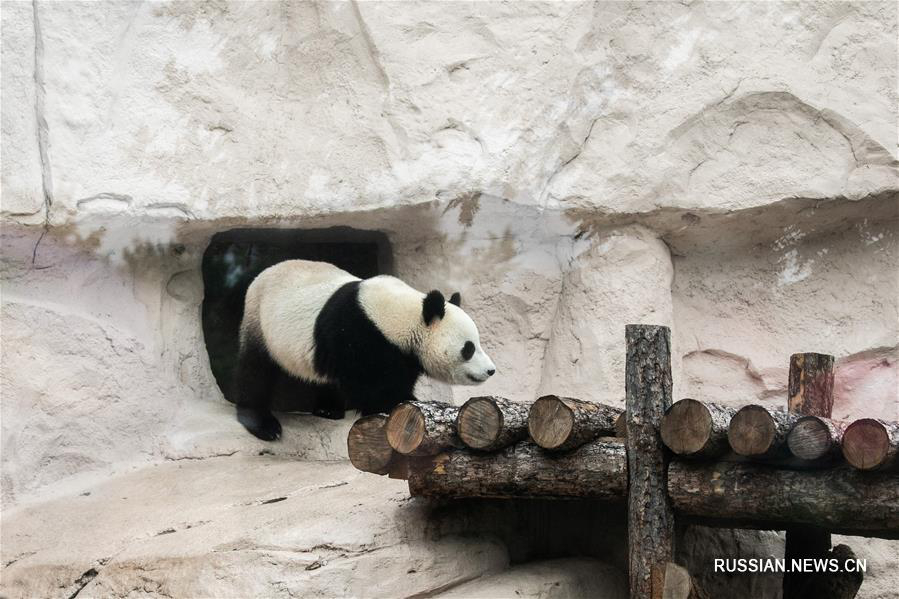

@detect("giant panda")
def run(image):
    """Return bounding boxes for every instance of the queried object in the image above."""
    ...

[234,259,496,440]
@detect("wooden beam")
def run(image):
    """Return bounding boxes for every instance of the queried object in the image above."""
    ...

[842,418,899,471]
[456,396,529,451]
[406,438,627,500]
[660,399,735,458]
[528,394,622,451]
[668,460,899,538]
[386,401,461,456]
[626,324,675,599]
[788,353,834,416]
[787,416,845,461]
[727,405,797,458]
[347,414,394,475]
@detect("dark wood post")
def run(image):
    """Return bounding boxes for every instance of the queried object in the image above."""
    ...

[626,325,675,599]
[783,352,835,598]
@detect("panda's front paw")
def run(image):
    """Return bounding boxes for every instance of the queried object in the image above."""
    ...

[237,407,282,441]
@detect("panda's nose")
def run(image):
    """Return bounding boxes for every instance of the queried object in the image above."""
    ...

[486,369,495,377]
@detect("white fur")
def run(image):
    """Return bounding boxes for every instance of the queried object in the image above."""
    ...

[243,260,496,386]
[359,276,495,385]
[242,260,356,384]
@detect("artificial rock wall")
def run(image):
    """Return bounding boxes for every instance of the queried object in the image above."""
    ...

[1,1,898,597]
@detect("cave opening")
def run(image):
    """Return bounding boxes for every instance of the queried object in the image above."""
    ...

[201,227,393,411]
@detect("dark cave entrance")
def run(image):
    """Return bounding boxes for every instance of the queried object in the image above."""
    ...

[201,227,392,411]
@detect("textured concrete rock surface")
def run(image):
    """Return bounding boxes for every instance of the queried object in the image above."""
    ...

[2,1,897,597]
[434,557,627,598]
[1,457,512,598]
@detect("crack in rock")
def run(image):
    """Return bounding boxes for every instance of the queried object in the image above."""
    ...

[30,0,53,267]
[76,192,134,209]
[66,567,98,599]
[259,496,287,505]
[163,450,239,461]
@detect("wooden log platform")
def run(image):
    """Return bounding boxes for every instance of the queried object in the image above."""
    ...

[406,438,627,500]
[660,399,735,458]
[668,459,899,538]
[386,401,461,455]
[787,416,845,462]
[456,396,529,451]
[842,418,899,471]
[727,405,798,458]
[528,394,622,451]
[343,334,895,599]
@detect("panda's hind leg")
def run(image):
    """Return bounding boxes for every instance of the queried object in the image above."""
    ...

[312,385,345,420]
[234,334,282,441]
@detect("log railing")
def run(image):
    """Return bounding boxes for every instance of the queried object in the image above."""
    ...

[345,325,897,599]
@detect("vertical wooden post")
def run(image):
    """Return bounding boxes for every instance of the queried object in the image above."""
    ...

[626,325,675,599]
[783,352,834,598]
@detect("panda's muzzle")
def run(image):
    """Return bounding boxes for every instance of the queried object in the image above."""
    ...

[467,370,494,383]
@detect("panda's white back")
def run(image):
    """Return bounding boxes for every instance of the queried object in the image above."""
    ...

[244,260,357,384]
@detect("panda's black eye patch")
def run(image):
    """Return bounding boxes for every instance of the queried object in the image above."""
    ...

[461,341,475,361]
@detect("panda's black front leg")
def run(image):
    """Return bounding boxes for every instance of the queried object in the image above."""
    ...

[234,335,282,441]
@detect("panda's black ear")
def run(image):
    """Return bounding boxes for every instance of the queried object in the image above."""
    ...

[422,290,446,325]
[449,292,461,307]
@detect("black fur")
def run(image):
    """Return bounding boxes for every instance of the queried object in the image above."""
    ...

[234,331,345,439]
[234,332,283,440]
[313,281,424,415]
[422,290,446,325]
[449,292,461,307]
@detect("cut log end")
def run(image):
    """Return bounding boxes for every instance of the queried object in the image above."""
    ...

[347,415,393,475]
[457,397,503,449]
[728,405,775,456]
[386,403,425,455]
[788,416,838,461]
[843,419,894,471]
[660,399,712,456]
[528,395,574,450]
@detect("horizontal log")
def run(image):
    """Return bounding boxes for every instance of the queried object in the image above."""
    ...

[347,414,394,475]
[787,416,845,461]
[386,401,461,455]
[668,460,899,538]
[528,395,622,451]
[407,438,627,500]
[614,412,626,439]
[456,396,529,451]
[728,405,799,458]
[842,418,899,471]
[660,399,736,458]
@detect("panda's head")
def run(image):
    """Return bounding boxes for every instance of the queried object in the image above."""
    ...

[418,290,496,385]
